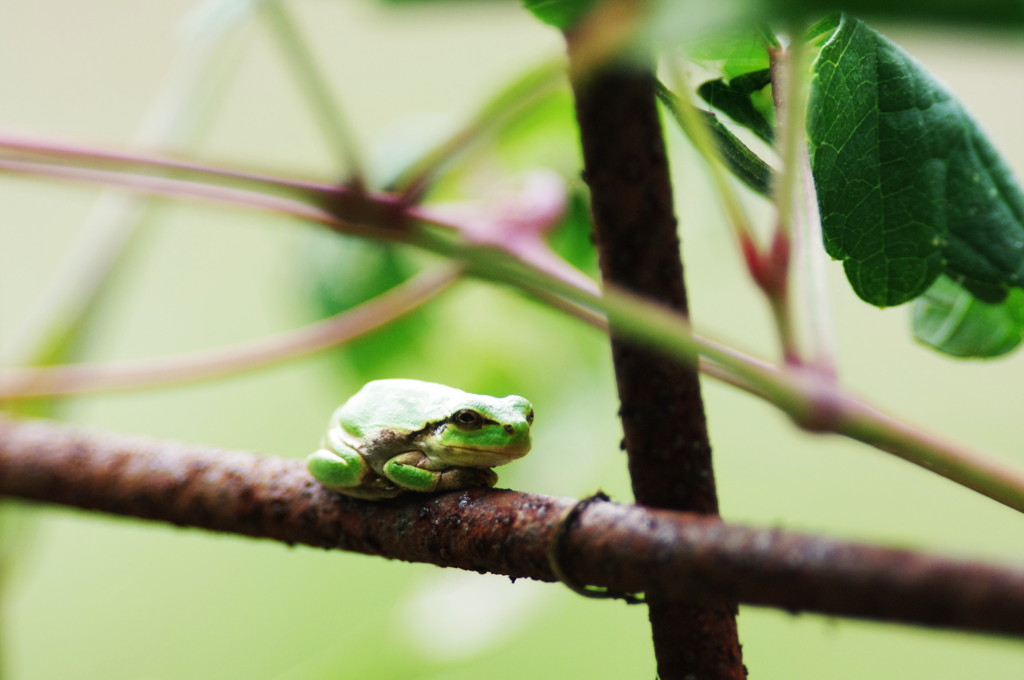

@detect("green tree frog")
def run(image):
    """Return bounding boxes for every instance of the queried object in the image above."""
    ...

[307,379,534,500]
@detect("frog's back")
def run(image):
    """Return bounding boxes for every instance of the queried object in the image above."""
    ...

[336,379,467,436]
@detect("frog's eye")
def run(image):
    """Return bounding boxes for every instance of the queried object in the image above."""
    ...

[526,409,534,425]
[451,409,484,430]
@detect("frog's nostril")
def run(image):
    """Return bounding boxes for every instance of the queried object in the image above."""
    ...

[504,424,515,435]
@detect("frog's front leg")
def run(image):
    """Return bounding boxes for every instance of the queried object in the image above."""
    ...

[307,442,402,500]
[383,452,498,493]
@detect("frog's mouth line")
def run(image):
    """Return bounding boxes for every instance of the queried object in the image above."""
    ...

[444,444,531,462]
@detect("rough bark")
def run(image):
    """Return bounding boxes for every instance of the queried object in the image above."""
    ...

[567,50,745,679]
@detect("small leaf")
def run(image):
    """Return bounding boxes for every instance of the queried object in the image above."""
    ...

[805,13,840,46]
[656,81,774,197]
[688,30,772,79]
[521,0,598,29]
[697,69,775,144]
[808,16,1024,307]
[912,277,1024,358]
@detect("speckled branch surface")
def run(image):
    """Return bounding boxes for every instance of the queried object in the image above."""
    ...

[2,416,1023,638]
[567,50,742,678]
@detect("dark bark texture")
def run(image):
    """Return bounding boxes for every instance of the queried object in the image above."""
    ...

[567,53,745,679]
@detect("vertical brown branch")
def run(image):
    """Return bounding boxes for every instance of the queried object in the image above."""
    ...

[566,45,746,680]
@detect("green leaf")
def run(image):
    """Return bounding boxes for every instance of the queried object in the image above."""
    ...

[912,277,1024,358]
[521,0,598,29]
[697,69,775,144]
[805,13,841,46]
[302,230,432,381]
[656,81,774,197]
[688,30,772,79]
[808,16,1024,307]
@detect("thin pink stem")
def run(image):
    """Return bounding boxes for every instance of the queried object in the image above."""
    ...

[0,267,460,398]
[0,130,343,199]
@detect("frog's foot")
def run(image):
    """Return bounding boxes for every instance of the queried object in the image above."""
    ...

[307,448,403,500]
[331,478,405,500]
[435,466,498,493]
[307,448,367,488]
[383,452,498,493]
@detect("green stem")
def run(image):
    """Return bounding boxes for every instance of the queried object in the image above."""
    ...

[656,66,757,245]
[409,228,1024,513]
[793,127,838,378]
[584,282,1024,513]
[389,60,564,200]
[765,30,812,367]
[770,25,838,377]
[262,0,367,189]
[771,30,809,241]
[841,400,1024,512]
[658,65,805,367]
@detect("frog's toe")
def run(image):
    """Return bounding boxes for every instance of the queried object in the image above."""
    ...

[434,466,498,492]
[307,448,367,490]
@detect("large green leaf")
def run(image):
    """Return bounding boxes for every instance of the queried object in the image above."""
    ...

[912,277,1024,358]
[808,16,1024,307]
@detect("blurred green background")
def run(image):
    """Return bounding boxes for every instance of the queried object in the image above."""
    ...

[1,1,1022,678]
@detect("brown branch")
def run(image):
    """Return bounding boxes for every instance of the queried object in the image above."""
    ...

[2,416,1023,639]
[566,46,743,680]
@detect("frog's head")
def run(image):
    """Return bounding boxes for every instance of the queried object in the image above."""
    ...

[421,394,534,469]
